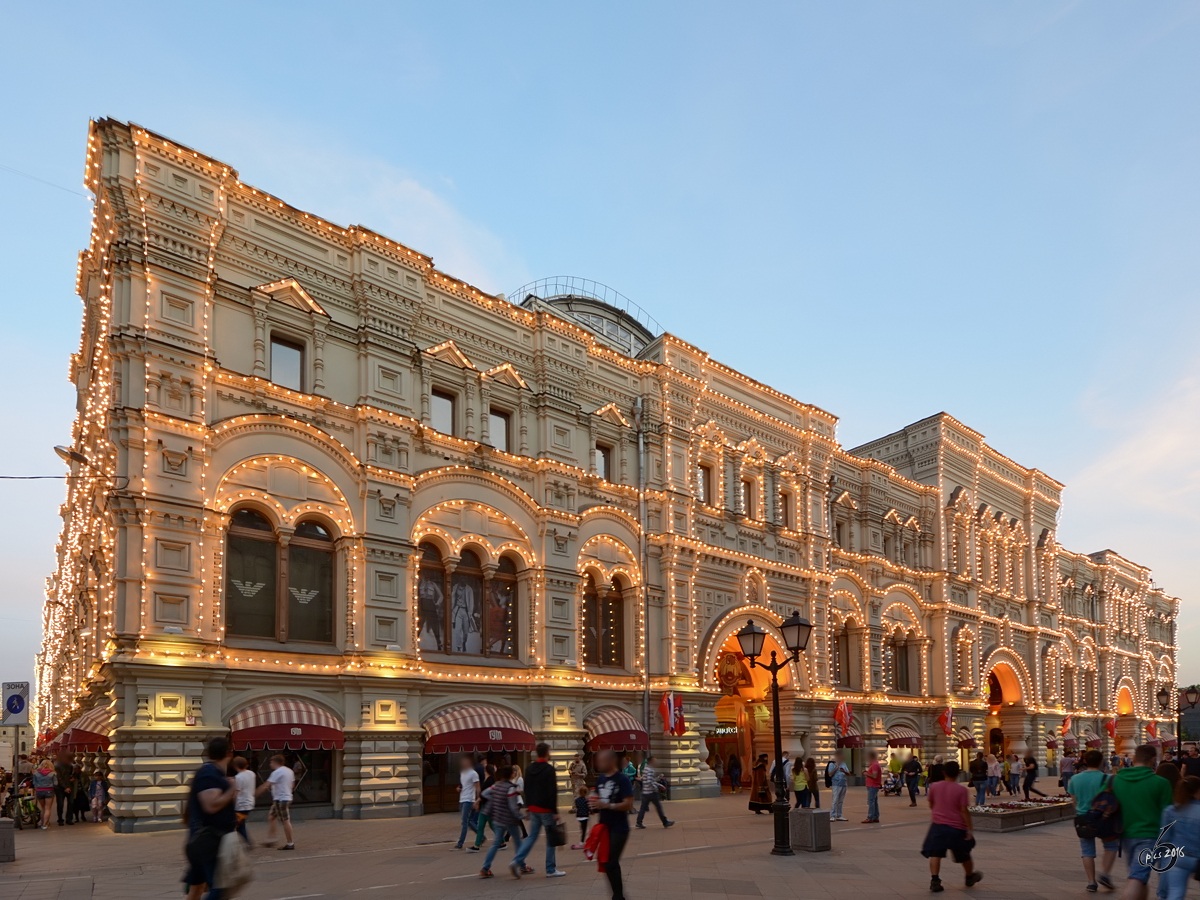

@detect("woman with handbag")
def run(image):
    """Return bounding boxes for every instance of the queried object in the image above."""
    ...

[749,754,772,814]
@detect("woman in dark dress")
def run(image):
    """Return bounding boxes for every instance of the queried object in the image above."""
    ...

[727,754,742,794]
[749,754,772,813]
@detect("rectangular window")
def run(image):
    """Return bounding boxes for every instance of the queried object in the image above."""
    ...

[431,390,456,435]
[270,337,304,391]
[594,444,612,481]
[697,464,713,505]
[287,544,334,643]
[778,490,791,529]
[741,478,756,519]
[896,644,911,693]
[489,409,511,452]
[226,535,277,639]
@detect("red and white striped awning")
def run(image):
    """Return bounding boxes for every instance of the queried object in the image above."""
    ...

[1062,731,1079,748]
[1083,729,1103,748]
[60,706,114,752]
[423,705,535,754]
[956,728,977,749]
[887,725,924,748]
[585,707,649,752]
[229,699,344,750]
[836,724,862,748]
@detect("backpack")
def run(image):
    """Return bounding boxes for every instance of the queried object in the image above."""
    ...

[1075,775,1122,841]
[824,761,835,788]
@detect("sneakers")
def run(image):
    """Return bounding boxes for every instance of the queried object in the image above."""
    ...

[546,870,567,878]
[965,872,983,887]
[1086,884,1098,893]
[1097,874,1114,890]
[281,843,295,851]
[635,823,647,829]
[570,843,585,850]
[452,844,463,850]
[479,868,493,878]
[466,846,480,853]
[834,816,848,821]
[663,820,675,828]
[521,865,535,874]
[930,876,944,893]
[509,861,523,879]
[861,818,878,824]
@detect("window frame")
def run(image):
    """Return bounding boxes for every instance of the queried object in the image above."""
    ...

[778,489,791,529]
[269,335,306,392]
[593,443,613,481]
[488,407,512,453]
[582,573,626,669]
[740,477,756,520]
[416,542,519,659]
[224,508,337,646]
[696,463,713,506]
[430,388,458,436]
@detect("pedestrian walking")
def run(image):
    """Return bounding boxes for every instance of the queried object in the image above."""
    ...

[727,754,742,793]
[88,771,107,823]
[32,757,56,830]
[469,764,498,852]
[1022,755,1045,800]
[1007,754,1022,795]
[1060,751,1076,792]
[749,753,772,813]
[1156,762,1181,792]
[921,759,983,893]
[712,755,724,789]
[231,757,255,845]
[1158,776,1200,900]
[54,753,74,825]
[926,755,945,795]
[1180,747,1200,780]
[1067,749,1118,893]
[635,756,674,829]
[829,750,850,821]
[984,758,1003,801]
[903,754,922,806]
[183,736,238,900]
[863,751,882,823]
[511,763,529,840]
[569,754,588,793]
[510,743,566,878]
[805,757,821,809]
[969,752,988,807]
[570,786,591,848]
[793,758,810,808]
[1112,744,1175,900]
[589,750,634,900]
[479,765,524,878]
[451,754,480,850]
[254,754,296,850]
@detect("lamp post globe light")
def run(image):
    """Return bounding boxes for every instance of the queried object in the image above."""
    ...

[736,611,812,856]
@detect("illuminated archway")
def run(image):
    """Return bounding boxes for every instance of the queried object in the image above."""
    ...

[1116,685,1135,717]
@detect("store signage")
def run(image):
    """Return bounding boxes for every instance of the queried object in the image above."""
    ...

[489,729,503,740]
[714,725,738,736]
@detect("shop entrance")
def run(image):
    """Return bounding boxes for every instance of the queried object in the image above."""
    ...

[421,749,532,814]
[240,748,333,807]
[984,663,1029,758]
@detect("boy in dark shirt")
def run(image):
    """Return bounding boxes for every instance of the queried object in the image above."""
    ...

[591,750,634,900]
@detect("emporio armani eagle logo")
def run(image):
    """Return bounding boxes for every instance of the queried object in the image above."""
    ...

[231,580,266,597]
[289,587,320,605]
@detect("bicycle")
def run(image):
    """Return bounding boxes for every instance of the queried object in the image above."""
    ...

[2,777,41,829]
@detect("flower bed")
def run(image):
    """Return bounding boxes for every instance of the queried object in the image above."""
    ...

[969,799,1074,832]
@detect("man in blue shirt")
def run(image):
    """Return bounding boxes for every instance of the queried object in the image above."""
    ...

[591,750,634,900]
[829,750,851,822]
[184,736,238,900]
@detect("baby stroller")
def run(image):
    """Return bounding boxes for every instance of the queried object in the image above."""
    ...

[882,771,904,796]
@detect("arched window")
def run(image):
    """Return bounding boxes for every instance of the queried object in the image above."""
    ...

[418,543,519,658]
[225,509,335,644]
[831,622,853,688]
[889,633,912,693]
[583,573,625,668]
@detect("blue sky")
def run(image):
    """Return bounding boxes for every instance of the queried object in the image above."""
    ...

[1,2,1197,691]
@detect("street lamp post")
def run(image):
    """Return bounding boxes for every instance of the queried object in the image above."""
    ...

[1179,687,1200,752]
[736,611,813,856]
[1157,686,1172,753]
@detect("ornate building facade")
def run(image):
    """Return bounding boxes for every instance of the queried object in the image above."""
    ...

[39,120,1180,832]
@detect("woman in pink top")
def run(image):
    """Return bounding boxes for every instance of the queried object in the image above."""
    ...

[920,760,983,893]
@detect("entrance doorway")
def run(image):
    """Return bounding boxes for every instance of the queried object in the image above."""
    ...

[421,750,530,813]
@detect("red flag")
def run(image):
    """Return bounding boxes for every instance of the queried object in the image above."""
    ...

[672,697,686,736]
[658,692,674,735]
[937,708,953,736]
[1147,721,1158,740]
[1061,715,1073,737]
[833,700,847,732]
[1104,718,1118,740]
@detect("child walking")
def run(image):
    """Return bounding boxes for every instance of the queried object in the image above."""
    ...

[921,760,983,893]
[88,772,106,823]
[571,786,591,849]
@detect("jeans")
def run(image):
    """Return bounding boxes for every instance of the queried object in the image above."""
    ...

[986,775,999,795]
[1061,773,1072,793]
[512,810,558,874]
[55,787,70,824]
[1079,835,1121,858]
[866,786,879,820]
[456,801,474,848]
[473,813,494,848]
[1123,837,1155,884]
[1008,774,1020,794]
[906,775,919,803]
[482,823,516,871]
[974,782,987,806]
[1160,856,1198,899]
[830,784,847,819]
[1023,774,1044,799]
[605,828,629,900]
[795,788,811,808]
[637,793,668,826]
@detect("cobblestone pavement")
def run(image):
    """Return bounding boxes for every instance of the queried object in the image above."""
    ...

[0,779,1114,900]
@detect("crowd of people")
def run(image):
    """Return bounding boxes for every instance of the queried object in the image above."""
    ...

[1,751,108,829]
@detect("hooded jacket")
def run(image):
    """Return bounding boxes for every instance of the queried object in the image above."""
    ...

[1112,766,1174,839]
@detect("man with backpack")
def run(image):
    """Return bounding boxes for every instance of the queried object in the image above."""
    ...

[1111,744,1174,900]
[1067,749,1119,893]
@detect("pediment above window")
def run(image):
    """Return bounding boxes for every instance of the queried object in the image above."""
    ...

[424,339,476,369]
[253,278,329,317]
[483,362,527,389]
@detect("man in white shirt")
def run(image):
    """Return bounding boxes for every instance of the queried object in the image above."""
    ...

[255,754,296,850]
[232,756,256,844]
[454,755,481,849]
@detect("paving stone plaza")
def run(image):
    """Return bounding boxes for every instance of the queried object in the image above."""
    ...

[1,780,1120,900]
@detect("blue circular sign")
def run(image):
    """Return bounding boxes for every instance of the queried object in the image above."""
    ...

[6,694,25,715]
